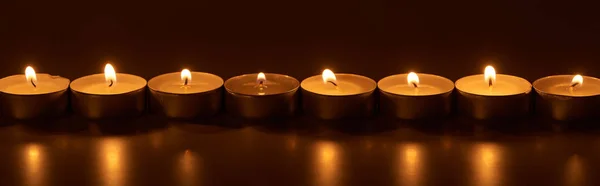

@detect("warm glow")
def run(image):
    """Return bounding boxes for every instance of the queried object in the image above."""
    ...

[322,69,337,85]
[571,74,583,88]
[181,69,192,85]
[484,65,496,86]
[25,66,37,87]
[104,63,117,87]
[257,72,266,84]
[407,72,419,88]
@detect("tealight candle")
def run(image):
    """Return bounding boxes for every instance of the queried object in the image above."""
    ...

[455,65,532,120]
[148,69,223,119]
[70,63,147,119]
[533,74,600,121]
[378,72,454,120]
[0,66,70,120]
[225,72,299,119]
[301,69,376,120]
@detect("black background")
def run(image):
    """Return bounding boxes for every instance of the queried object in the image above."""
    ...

[2,1,600,186]
[1,0,599,82]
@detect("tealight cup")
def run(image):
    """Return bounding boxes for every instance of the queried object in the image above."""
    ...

[455,66,532,120]
[378,72,454,120]
[70,64,147,119]
[148,70,223,120]
[533,75,600,121]
[301,69,376,120]
[0,67,70,120]
[225,72,299,119]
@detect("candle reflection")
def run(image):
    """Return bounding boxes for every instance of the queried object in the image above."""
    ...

[565,155,584,186]
[472,143,502,186]
[314,141,340,186]
[100,138,126,186]
[178,150,199,186]
[396,143,422,186]
[24,144,45,186]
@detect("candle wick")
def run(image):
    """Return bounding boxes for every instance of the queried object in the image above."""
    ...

[328,81,338,87]
[488,79,493,87]
[570,82,579,88]
[108,80,114,87]
[412,82,418,88]
[31,79,37,88]
[184,78,189,86]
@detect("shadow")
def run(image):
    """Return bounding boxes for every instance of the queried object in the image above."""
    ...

[16,115,90,135]
[81,114,168,136]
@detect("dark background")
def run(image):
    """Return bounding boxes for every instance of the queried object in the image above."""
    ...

[1,0,599,82]
[2,1,600,186]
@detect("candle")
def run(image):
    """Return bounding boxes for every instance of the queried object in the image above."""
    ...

[70,63,147,119]
[533,74,600,121]
[455,65,532,119]
[224,72,299,119]
[301,69,376,120]
[378,72,454,120]
[0,66,70,120]
[148,69,223,119]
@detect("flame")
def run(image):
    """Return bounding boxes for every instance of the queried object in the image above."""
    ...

[322,69,337,85]
[407,72,419,88]
[104,63,117,87]
[571,74,583,88]
[484,65,496,86]
[181,69,192,85]
[25,66,37,87]
[256,72,266,85]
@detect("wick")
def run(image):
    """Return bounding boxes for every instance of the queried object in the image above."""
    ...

[31,79,37,88]
[184,78,189,86]
[570,82,579,88]
[412,82,418,88]
[108,80,114,87]
[488,79,493,87]
[328,81,338,86]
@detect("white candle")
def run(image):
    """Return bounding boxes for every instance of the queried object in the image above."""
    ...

[455,66,531,96]
[0,67,69,95]
[378,72,454,96]
[301,69,376,96]
[533,75,600,97]
[148,70,223,94]
[70,64,146,95]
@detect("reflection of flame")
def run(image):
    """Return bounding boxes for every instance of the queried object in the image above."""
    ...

[571,75,583,88]
[315,141,338,186]
[397,143,421,186]
[181,69,192,85]
[257,72,266,85]
[104,63,117,87]
[407,72,419,88]
[484,65,496,87]
[322,69,337,85]
[473,143,501,186]
[25,66,37,88]
[25,144,43,186]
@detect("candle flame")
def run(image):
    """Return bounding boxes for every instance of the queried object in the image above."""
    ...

[181,69,192,85]
[407,72,419,88]
[104,63,117,87]
[25,66,37,88]
[571,74,583,88]
[484,65,496,87]
[256,72,267,85]
[322,69,337,86]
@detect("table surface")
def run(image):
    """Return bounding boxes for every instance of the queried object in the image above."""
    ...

[0,115,599,186]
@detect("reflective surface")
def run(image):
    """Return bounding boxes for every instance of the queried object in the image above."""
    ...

[1,115,600,186]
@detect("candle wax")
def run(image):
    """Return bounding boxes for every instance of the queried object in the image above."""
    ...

[533,75,600,97]
[385,84,441,95]
[149,72,223,94]
[79,82,144,94]
[301,73,376,96]
[547,84,600,96]
[70,73,146,95]
[456,74,531,96]
[0,74,69,95]
[378,73,454,96]
[225,73,299,96]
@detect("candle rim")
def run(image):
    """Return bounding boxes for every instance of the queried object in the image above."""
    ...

[301,73,377,96]
[378,73,454,97]
[70,73,147,95]
[224,72,300,96]
[455,74,532,96]
[148,71,224,95]
[0,73,70,96]
[533,74,600,97]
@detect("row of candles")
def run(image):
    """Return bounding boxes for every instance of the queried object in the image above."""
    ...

[1,63,599,121]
